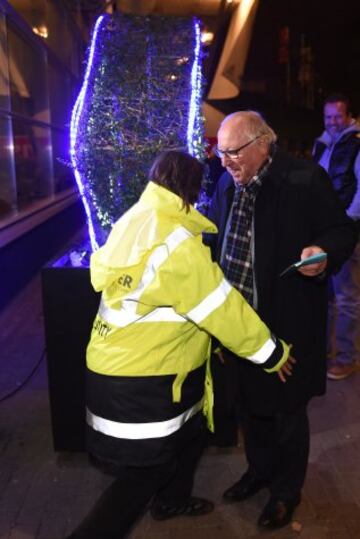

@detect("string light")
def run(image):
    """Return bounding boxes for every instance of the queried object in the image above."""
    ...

[70,14,105,252]
[175,56,189,66]
[187,19,202,158]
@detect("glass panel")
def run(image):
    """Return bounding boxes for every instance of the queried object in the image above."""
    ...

[0,115,17,217]
[7,0,46,35]
[51,128,75,193]
[45,1,73,71]
[48,61,72,127]
[70,40,82,78]
[12,119,53,209]
[45,1,83,76]
[7,23,50,123]
[0,9,10,111]
[8,0,83,77]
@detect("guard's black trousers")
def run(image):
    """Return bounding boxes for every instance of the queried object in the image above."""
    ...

[67,416,206,539]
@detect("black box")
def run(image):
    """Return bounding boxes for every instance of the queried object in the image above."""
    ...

[42,264,100,451]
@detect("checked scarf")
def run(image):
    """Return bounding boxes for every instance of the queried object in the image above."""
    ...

[222,159,271,307]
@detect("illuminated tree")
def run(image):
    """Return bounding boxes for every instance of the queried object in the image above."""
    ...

[70,13,205,250]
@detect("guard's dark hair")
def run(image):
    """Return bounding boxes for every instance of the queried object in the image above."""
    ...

[324,93,351,114]
[149,150,204,212]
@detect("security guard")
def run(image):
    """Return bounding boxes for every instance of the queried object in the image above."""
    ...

[67,150,293,539]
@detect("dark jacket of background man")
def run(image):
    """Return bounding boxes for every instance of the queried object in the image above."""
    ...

[312,94,360,381]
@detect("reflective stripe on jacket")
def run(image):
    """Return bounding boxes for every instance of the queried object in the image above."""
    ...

[86,182,289,460]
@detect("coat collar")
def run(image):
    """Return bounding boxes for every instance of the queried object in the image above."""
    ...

[221,150,289,195]
[141,181,217,236]
[315,121,360,148]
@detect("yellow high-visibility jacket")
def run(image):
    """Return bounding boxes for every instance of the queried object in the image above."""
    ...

[86,181,289,467]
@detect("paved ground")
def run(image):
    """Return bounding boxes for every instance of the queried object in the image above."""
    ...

[1,275,360,539]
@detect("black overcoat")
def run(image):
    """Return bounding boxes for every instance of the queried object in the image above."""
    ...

[206,151,357,415]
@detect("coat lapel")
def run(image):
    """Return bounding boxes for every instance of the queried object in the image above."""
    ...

[254,154,288,314]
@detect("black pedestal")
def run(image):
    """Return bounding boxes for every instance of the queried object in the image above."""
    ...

[42,266,100,451]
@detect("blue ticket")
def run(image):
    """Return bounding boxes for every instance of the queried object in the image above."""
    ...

[279,252,327,277]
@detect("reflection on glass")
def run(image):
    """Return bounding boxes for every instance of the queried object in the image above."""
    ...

[44,0,82,76]
[12,119,53,209]
[0,9,11,112]
[7,0,82,77]
[46,1,72,69]
[48,61,72,127]
[7,23,50,123]
[1,2,82,221]
[7,0,46,35]
[0,116,17,217]
[52,128,74,193]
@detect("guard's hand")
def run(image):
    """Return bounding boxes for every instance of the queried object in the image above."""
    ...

[215,349,226,364]
[298,246,327,277]
[277,355,296,383]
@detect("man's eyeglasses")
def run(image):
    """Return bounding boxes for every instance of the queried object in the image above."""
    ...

[214,135,262,160]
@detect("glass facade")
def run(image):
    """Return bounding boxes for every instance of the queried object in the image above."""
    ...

[7,0,82,77]
[0,0,83,220]
[0,115,16,216]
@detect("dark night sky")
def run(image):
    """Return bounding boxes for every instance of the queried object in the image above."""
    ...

[243,0,360,114]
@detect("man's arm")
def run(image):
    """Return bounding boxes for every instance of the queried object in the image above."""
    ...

[303,165,357,275]
[346,151,360,219]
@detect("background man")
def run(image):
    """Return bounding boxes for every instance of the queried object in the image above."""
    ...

[205,111,356,529]
[313,93,360,380]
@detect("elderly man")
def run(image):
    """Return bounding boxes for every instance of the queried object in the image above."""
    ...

[313,93,360,380]
[205,111,356,529]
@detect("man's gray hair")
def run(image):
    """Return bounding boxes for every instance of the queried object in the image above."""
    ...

[222,111,277,145]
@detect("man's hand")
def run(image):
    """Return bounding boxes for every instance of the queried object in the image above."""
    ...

[298,245,327,277]
[277,355,296,383]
